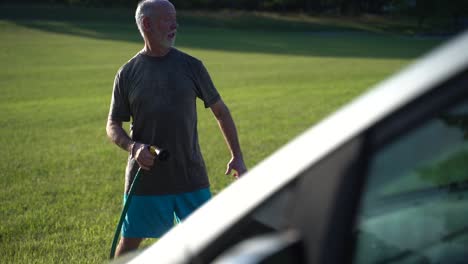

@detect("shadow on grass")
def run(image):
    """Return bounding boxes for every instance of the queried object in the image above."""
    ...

[1,4,446,59]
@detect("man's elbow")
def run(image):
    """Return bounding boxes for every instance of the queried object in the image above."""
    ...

[106,119,118,140]
[213,103,231,121]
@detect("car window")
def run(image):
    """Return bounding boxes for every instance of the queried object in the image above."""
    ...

[353,98,468,263]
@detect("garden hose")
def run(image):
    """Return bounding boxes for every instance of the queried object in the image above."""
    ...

[109,145,169,259]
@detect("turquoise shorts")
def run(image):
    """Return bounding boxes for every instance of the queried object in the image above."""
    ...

[122,188,211,238]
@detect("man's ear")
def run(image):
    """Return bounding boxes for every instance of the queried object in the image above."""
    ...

[142,16,152,32]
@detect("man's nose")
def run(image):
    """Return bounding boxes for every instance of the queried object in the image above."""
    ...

[171,22,178,31]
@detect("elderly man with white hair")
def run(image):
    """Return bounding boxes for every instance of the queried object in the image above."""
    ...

[106,0,247,257]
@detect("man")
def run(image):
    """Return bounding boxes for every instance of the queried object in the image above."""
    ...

[106,0,247,257]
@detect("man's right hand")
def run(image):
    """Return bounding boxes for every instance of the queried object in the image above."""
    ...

[132,143,155,170]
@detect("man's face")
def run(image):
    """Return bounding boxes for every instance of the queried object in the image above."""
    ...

[152,2,177,48]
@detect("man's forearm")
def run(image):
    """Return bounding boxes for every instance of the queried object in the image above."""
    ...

[216,110,243,159]
[210,99,247,176]
[106,119,134,153]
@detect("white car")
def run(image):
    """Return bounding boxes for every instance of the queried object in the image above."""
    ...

[120,30,468,264]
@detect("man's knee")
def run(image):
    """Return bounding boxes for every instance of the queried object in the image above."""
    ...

[116,237,143,257]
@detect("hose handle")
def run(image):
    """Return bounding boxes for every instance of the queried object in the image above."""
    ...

[148,145,170,161]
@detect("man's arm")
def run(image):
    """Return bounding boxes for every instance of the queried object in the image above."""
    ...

[106,119,133,152]
[210,99,247,178]
[106,119,154,170]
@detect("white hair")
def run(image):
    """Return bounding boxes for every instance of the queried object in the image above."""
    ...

[135,0,168,38]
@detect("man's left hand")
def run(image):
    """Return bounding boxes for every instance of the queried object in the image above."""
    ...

[225,157,247,178]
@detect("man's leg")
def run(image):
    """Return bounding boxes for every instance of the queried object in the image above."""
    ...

[115,237,143,257]
[118,195,174,257]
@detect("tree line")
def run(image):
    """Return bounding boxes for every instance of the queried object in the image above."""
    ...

[7,0,468,30]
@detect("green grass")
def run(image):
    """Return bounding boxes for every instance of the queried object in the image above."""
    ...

[0,5,445,263]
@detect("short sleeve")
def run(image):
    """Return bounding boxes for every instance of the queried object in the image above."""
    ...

[194,62,221,108]
[108,70,131,121]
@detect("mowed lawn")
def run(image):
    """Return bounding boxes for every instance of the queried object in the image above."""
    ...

[0,6,444,263]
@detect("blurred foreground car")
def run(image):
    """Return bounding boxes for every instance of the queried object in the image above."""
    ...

[120,30,468,264]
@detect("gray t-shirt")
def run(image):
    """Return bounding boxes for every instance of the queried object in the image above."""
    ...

[109,48,220,195]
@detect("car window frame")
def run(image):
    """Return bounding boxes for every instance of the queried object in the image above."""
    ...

[344,69,468,263]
